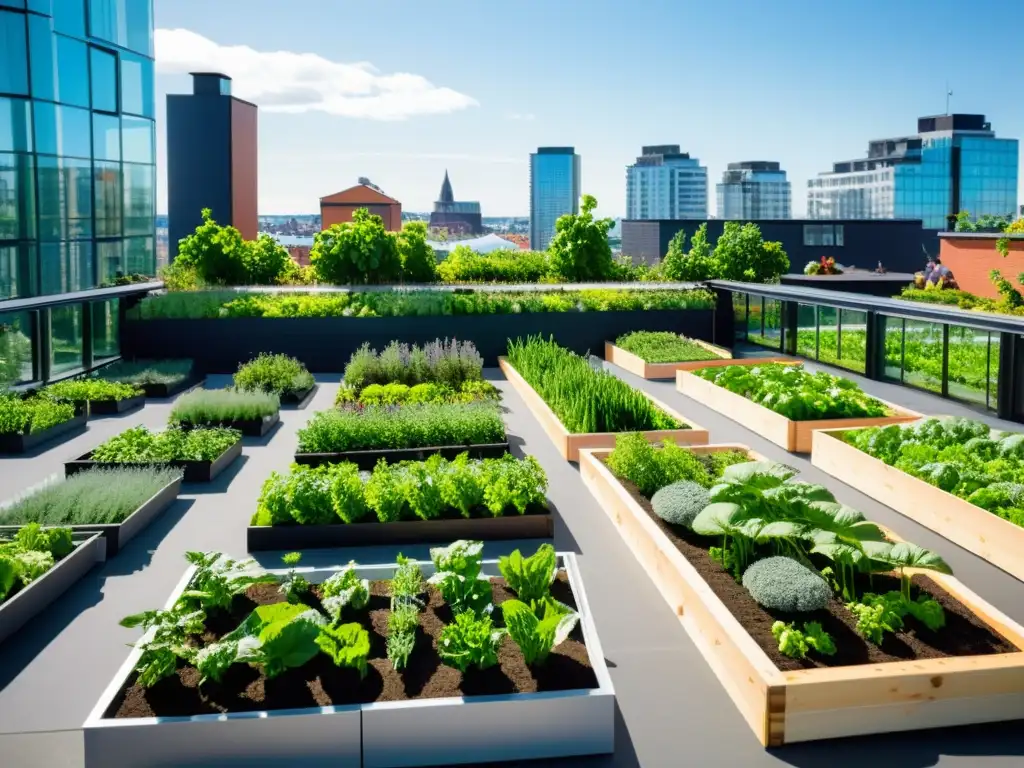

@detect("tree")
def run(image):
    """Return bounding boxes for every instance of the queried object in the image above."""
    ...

[243,234,291,285]
[397,221,438,283]
[310,208,402,285]
[661,224,717,281]
[547,194,615,281]
[660,229,688,280]
[712,222,789,283]
[175,208,248,285]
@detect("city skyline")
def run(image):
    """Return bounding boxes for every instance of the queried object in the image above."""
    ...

[153,0,1024,218]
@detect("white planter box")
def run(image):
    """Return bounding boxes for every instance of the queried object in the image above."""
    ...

[84,553,614,768]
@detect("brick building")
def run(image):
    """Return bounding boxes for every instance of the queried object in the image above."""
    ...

[320,183,402,231]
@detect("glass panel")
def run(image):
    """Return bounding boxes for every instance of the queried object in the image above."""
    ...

[87,0,125,46]
[0,310,34,387]
[0,9,29,96]
[27,0,51,13]
[882,315,903,382]
[0,242,36,299]
[39,240,93,294]
[124,235,153,275]
[835,224,844,246]
[36,155,92,240]
[0,0,27,8]
[803,225,821,246]
[52,0,85,37]
[120,51,153,117]
[33,102,91,158]
[55,35,89,107]
[90,46,118,113]
[795,302,816,359]
[97,239,122,283]
[902,319,944,394]
[121,116,152,163]
[0,97,33,152]
[27,13,54,101]
[123,162,152,235]
[747,296,762,338]
[90,298,118,361]
[750,298,782,351]
[818,305,838,365]
[0,151,36,240]
[946,324,989,407]
[834,309,867,373]
[126,0,151,56]
[821,226,835,247]
[988,335,1000,411]
[93,160,121,237]
[93,112,120,161]
[49,303,82,375]
[732,292,747,342]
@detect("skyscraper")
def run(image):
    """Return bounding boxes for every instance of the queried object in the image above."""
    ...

[530,147,580,250]
[807,114,1019,230]
[625,145,707,220]
[716,161,791,219]
[0,0,156,383]
[167,73,258,259]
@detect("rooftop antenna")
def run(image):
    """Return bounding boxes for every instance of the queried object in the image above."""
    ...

[946,83,952,115]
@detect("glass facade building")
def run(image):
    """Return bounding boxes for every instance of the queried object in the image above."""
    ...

[808,114,1018,230]
[716,161,792,220]
[529,146,580,251]
[625,145,707,220]
[0,0,155,386]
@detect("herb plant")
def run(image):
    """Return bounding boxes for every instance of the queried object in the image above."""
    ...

[343,339,484,392]
[615,331,723,364]
[436,611,504,673]
[0,393,77,436]
[335,379,499,407]
[233,353,314,398]
[771,621,836,659]
[43,379,143,403]
[280,552,310,603]
[170,389,279,426]
[98,359,194,387]
[506,335,683,433]
[90,425,240,463]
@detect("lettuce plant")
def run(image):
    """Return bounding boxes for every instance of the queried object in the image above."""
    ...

[428,540,492,617]
[501,597,578,666]
[771,620,836,659]
[437,611,503,673]
[315,623,370,677]
[181,551,277,611]
[320,562,369,623]
[498,544,556,603]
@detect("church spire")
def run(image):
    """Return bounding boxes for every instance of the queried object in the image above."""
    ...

[438,170,454,203]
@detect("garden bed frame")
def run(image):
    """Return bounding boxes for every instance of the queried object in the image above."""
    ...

[82,552,614,768]
[294,441,510,470]
[605,339,780,379]
[675,367,921,453]
[182,411,280,438]
[812,427,1024,583]
[499,356,708,461]
[0,532,105,645]
[0,410,87,454]
[82,394,146,417]
[247,506,552,551]
[579,443,1024,746]
[0,476,183,559]
[139,375,204,399]
[280,383,317,409]
[65,439,243,484]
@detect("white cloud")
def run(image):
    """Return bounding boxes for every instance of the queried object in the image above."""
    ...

[154,29,478,121]
[506,112,536,121]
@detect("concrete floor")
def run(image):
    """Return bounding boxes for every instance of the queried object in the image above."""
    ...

[2,363,1024,767]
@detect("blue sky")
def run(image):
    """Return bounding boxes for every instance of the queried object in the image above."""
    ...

[154,0,1024,219]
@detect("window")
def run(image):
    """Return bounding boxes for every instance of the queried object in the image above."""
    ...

[93,112,119,160]
[36,155,92,240]
[88,0,125,47]
[27,0,50,12]
[0,97,32,152]
[822,226,834,246]
[93,160,121,237]
[91,298,119,360]
[0,243,36,300]
[803,223,844,247]
[125,0,150,56]
[124,235,153,275]
[97,239,122,282]
[0,151,35,240]
[55,35,89,107]
[121,116,152,163]
[803,224,821,246]
[0,10,29,96]
[0,309,35,386]
[33,102,91,157]
[52,0,84,37]
[835,224,844,246]
[120,53,153,117]
[49,302,82,373]
[40,240,93,295]
[122,162,153,235]
[90,46,118,113]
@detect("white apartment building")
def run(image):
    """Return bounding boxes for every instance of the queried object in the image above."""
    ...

[716,161,792,219]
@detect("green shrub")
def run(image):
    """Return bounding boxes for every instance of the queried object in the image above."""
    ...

[438,247,550,283]
[742,556,832,612]
[506,336,682,434]
[651,480,709,527]
[310,208,402,285]
[615,331,723,364]
[43,379,143,403]
[98,359,194,386]
[548,194,615,281]
[233,353,315,398]
[90,425,240,462]
[396,221,437,283]
[343,339,484,392]
[605,433,714,496]
[297,402,506,453]
[0,467,181,525]
[170,389,279,426]
[174,209,290,285]
[0,394,77,436]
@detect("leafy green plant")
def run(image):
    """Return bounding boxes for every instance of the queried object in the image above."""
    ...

[397,220,438,283]
[170,389,279,426]
[120,604,206,686]
[438,247,550,283]
[180,550,277,611]
[695,363,888,421]
[43,379,143,403]
[233,353,314,398]
[280,552,310,603]
[606,433,710,496]
[428,539,492,617]
[548,194,615,281]
[0,522,76,602]
[771,621,836,659]
[436,611,504,672]
[316,623,371,677]
[89,425,240,463]
[507,336,683,433]
[98,359,194,387]
[175,208,290,285]
[498,544,556,603]
[0,394,77,436]
[501,597,578,666]
[615,331,723,364]
[211,602,327,680]
[320,562,369,622]
[711,221,789,282]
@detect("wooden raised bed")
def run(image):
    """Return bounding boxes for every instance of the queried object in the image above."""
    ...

[83,553,614,768]
[295,441,509,470]
[65,439,243,483]
[247,505,552,551]
[812,427,1024,583]
[579,444,1024,746]
[605,339,784,379]
[499,356,708,461]
[676,367,920,453]
[0,476,183,559]
[0,532,106,645]
[0,409,87,454]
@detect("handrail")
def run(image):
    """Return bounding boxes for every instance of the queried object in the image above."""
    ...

[0,282,165,314]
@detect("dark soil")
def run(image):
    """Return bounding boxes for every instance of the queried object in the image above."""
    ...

[600,458,1017,671]
[109,572,596,719]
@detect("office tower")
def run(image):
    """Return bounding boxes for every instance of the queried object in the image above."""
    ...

[716,161,792,219]
[428,170,482,235]
[807,114,1019,230]
[167,72,258,259]
[625,145,707,220]
[0,0,156,383]
[530,147,580,250]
